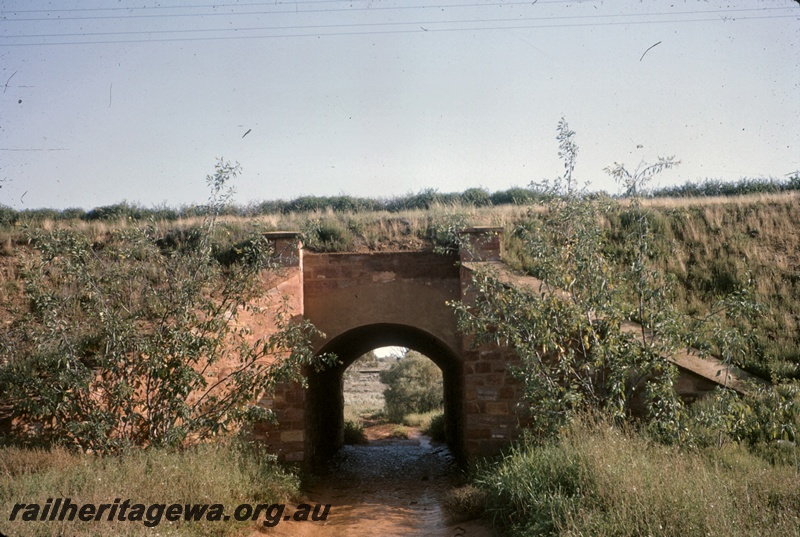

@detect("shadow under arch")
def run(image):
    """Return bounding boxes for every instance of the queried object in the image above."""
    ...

[306,323,465,467]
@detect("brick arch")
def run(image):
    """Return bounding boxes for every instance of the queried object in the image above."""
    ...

[306,323,465,466]
[253,229,528,467]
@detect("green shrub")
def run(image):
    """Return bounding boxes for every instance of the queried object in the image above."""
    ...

[0,160,332,454]
[474,416,800,536]
[427,212,470,254]
[489,187,543,205]
[401,409,445,440]
[461,187,492,207]
[475,434,591,536]
[84,201,143,221]
[59,207,86,220]
[0,205,17,227]
[402,409,441,428]
[380,352,443,423]
[385,188,461,211]
[302,218,354,252]
[649,176,800,198]
[18,208,60,222]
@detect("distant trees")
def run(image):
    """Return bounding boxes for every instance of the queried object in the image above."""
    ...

[648,175,800,198]
[3,175,797,230]
[0,186,551,228]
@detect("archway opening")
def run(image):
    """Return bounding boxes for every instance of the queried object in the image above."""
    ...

[344,347,444,445]
[306,323,465,467]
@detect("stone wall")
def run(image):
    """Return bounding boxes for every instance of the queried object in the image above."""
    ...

[461,341,529,457]
[458,228,530,458]
[245,233,308,463]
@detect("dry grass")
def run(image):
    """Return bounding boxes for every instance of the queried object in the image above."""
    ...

[641,190,800,209]
[0,442,300,537]
[476,416,800,536]
[564,421,799,536]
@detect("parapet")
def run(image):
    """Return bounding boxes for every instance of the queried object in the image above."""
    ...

[458,227,503,263]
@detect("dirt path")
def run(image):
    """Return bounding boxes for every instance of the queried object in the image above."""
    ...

[251,428,497,537]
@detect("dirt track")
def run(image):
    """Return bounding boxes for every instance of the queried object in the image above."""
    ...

[252,428,497,537]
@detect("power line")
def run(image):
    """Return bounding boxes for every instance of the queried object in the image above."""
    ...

[0,148,69,151]
[0,13,795,47]
[2,1,793,22]
[2,7,792,40]
[3,0,591,14]
[1,1,597,21]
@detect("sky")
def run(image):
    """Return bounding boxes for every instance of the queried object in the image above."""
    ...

[1,0,798,211]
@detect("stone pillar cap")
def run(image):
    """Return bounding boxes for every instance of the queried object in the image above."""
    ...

[458,226,503,234]
[263,231,303,239]
[458,227,503,262]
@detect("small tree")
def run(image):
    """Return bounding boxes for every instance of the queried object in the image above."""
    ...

[452,120,694,439]
[0,159,332,453]
[380,351,443,423]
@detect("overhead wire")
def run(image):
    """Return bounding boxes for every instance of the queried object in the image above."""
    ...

[1,1,794,21]
[1,14,797,47]
[2,6,794,35]
[0,2,796,46]
[1,0,602,16]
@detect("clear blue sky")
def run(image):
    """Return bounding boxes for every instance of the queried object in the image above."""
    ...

[1,0,798,210]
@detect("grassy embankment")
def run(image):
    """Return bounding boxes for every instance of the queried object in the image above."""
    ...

[6,190,797,382]
[502,192,800,381]
[1,184,799,535]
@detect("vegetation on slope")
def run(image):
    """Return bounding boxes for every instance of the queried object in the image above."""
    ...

[473,414,799,537]
[0,162,333,453]
[450,121,799,535]
[500,195,800,382]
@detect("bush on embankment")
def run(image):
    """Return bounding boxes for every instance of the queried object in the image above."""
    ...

[0,160,333,454]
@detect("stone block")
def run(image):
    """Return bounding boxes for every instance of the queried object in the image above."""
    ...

[491,361,509,373]
[466,427,492,440]
[284,388,306,403]
[280,430,304,443]
[465,402,482,414]
[486,402,510,415]
[474,361,492,374]
[475,386,499,401]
